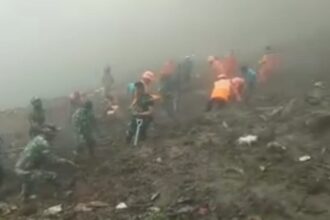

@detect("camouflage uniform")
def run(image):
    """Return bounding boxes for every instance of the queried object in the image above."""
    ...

[15,135,63,199]
[72,106,96,156]
[29,108,46,138]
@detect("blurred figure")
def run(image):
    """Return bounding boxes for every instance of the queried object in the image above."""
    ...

[258,46,278,83]
[102,65,115,97]
[127,82,154,144]
[141,70,155,92]
[159,60,179,119]
[223,51,238,77]
[178,55,194,84]
[206,74,232,111]
[15,126,75,201]
[231,77,245,102]
[29,97,46,138]
[240,66,257,98]
[72,100,97,157]
[69,91,84,114]
[208,56,224,79]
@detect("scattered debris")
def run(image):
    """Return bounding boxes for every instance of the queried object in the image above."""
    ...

[299,155,311,162]
[259,165,266,172]
[156,157,162,163]
[151,192,160,201]
[43,204,63,216]
[0,202,17,215]
[149,206,161,213]
[247,215,262,220]
[74,203,93,212]
[267,141,287,151]
[88,201,109,208]
[116,202,128,210]
[176,205,194,214]
[237,135,258,146]
[225,167,245,175]
[222,121,229,129]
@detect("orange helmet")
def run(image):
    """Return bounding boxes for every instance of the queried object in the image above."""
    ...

[142,71,155,81]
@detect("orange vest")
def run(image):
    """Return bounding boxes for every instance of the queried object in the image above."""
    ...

[210,79,231,101]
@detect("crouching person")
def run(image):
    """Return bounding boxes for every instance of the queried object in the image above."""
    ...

[206,74,232,111]
[127,82,154,145]
[15,126,75,201]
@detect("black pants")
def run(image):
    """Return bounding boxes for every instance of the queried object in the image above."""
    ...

[205,98,226,112]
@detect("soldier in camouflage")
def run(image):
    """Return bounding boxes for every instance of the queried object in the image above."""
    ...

[15,126,75,200]
[29,97,46,138]
[72,100,97,157]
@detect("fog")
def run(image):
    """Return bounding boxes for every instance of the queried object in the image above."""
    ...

[1,0,330,108]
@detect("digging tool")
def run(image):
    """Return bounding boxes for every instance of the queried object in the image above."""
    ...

[134,119,143,146]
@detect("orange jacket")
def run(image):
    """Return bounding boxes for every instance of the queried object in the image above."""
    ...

[210,79,232,101]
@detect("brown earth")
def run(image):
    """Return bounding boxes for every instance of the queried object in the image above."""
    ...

[1,69,330,220]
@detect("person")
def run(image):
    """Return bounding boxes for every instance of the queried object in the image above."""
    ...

[231,77,245,102]
[72,100,97,157]
[159,61,179,119]
[127,82,154,144]
[15,126,75,201]
[223,51,238,77]
[258,46,278,83]
[206,74,232,111]
[141,71,155,93]
[179,56,194,83]
[29,97,46,138]
[240,66,257,98]
[102,65,115,97]
[69,91,84,114]
[208,56,225,80]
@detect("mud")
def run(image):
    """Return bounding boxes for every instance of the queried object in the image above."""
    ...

[1,70,330,220]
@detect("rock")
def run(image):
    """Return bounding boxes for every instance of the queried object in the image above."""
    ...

[116,202,128,210]
[88,201,109,208]
[176,205,194,214]
[43,204,63,216]
[74,203,93,212]
[267,141,287,152]
[237,135,258,146]
[149,206,161,213]
[0,202,17,215]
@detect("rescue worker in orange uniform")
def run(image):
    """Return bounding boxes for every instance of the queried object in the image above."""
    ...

[208,56,224,80]
[258,46,278,83]
[223,51,238,78]
[206,74,232,111]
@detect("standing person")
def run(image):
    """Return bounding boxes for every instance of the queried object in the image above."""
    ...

[206,74,232,111]
[179,55,194,84]
[224,51,238,77]
[240,66,257,99]
[208,56,225,80]
[126,82,154,144]
[159,69,177,119]
[72,100,97,157]
[29,97,46,138]
[258,46,278,83]
[141,71,155,93]
[102,65,115,97]
[15,126,75,201]
[231,77,245,102]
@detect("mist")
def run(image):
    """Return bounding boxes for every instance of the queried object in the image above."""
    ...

[1,0,330,108]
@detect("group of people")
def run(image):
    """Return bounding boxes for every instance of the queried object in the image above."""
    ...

[206,47,278,111]
[1,47,277,201]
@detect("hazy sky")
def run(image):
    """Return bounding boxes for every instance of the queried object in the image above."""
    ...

[1,0,330,107]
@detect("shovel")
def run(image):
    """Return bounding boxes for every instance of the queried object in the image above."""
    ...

[134,118,143,146]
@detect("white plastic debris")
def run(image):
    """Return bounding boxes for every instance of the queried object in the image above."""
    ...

[116,202,128,210]
[43,204,63,216]
[156,157,162,163]
[237,135,258,146]
[259,166,266,172]
[222,121,229,129]
[299,155,311,162]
